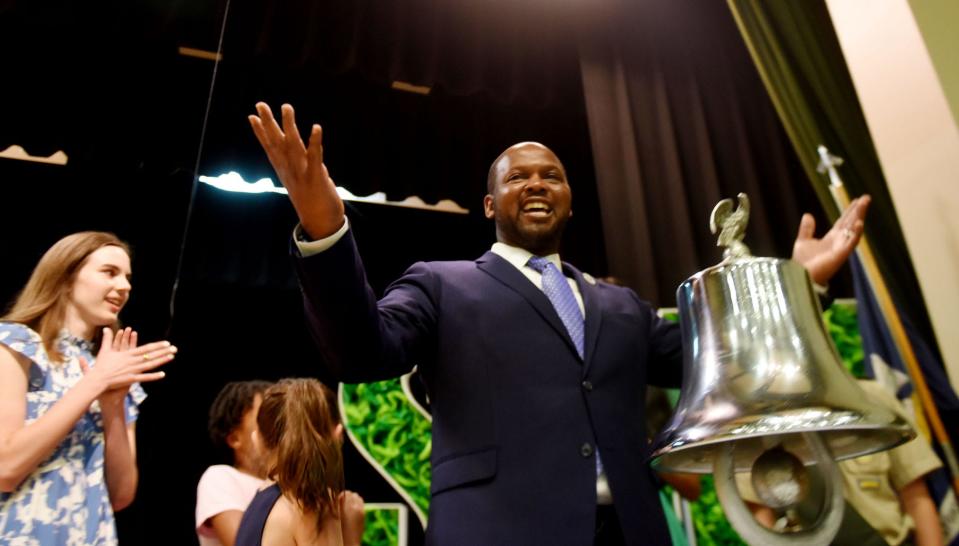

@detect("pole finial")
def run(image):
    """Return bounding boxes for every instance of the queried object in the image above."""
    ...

[816,145,845,188]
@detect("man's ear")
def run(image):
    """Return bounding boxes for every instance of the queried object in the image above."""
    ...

[483,195,495,219]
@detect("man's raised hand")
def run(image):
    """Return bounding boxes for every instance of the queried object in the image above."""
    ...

[792,195,871,286]
[248,102,346,240]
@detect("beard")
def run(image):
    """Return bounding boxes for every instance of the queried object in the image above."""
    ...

[496,212,569,255]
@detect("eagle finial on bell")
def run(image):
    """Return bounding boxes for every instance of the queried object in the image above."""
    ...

[710,192,751,259]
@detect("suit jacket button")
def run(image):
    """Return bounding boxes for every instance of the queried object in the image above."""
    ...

[582,380,593,392]
[581,442,594,457]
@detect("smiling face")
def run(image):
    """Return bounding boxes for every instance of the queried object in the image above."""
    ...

[66,245,132,332]
[483,143,573,256]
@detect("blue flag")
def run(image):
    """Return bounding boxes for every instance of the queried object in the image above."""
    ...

[850,254,959,544]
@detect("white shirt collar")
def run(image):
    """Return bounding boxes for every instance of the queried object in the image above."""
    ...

[490,242,563,273]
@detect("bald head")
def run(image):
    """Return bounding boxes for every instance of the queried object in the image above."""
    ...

[487,142,566,194]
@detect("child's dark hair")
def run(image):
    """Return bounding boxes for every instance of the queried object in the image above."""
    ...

[257,378,344,530]
[208,380,273,455]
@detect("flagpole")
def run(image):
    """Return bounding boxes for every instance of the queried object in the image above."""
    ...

[816,146,959,494]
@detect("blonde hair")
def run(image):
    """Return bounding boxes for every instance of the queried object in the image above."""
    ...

[257,378,344,533]
[2,231,129,362]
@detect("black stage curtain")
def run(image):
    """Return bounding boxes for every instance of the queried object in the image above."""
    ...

[578,0,828,307]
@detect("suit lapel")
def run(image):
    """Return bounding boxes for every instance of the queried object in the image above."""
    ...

[565,263,603,376]
[476,252,581,361]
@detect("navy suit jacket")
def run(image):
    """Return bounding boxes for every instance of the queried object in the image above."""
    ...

[295,230,684,545]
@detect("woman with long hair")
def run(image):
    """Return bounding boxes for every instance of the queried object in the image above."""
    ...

[0,231,176,544]
[235,378,364,546]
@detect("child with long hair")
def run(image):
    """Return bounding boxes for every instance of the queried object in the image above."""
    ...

[235,378,364,546]
[0,231,176,544]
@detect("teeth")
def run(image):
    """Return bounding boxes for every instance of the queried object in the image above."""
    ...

[524,203,549,212]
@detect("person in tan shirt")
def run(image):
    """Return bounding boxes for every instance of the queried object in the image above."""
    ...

[741,380,945,546]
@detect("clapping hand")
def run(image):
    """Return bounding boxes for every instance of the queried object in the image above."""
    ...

[249,102,345,240]
[78,327,175,402]
[792,195,871,286]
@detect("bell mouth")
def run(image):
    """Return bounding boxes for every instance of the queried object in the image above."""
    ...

[650,412,913,474]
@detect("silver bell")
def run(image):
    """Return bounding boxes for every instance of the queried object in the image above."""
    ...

[650,194,913,545]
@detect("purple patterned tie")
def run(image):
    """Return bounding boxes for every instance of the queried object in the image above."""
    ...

[528,256,606,484]
[527,256,584,359]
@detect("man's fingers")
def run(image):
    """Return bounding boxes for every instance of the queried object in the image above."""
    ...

[308,124,323,163]
[255,102,285,143]
[854,194,871,221]
[281,104,307,156]
[305,125,329,184]
[834,195,870,239]
[838,195,870,230]
[796,213,816,241]
[835,197,861,232]
[845,220,865,248]
[305,125,327,184]
[251,115,285,156]
[249,117,284,165]
[250,116,293,180]
[249,116,271,149]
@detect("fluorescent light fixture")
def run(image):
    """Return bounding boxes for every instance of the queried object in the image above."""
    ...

[199,172,286,194]
[199,171,468,214]
[0,145,68,165]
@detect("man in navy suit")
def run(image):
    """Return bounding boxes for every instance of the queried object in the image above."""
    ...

[249,102,870,545]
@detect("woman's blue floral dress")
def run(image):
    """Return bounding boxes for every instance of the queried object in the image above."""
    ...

[0,322,146,545]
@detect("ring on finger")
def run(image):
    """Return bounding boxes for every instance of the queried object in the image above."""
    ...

[142,353,152,362]
[842,227,854,239]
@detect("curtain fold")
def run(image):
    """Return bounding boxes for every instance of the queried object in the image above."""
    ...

[578,0,823,306]
[726,0,942,360]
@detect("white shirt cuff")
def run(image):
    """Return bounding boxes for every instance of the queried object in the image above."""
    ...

[293,217,350,257]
